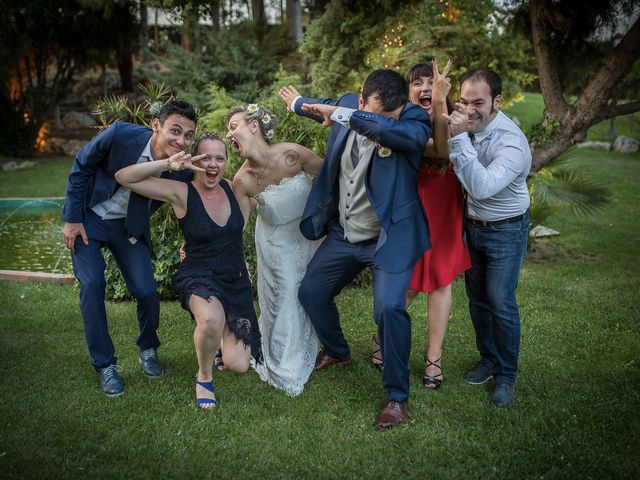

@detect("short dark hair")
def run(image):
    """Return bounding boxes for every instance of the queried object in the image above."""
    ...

[157,100,198,124]
[460,68,502,100]
[191,131,227,157]
[362,69,408,112]
[405,63,434,85]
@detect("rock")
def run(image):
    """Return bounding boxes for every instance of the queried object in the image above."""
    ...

[612,135,639,153]
[576,141,610,150]
[529,225,560,238]
[2,160,38,171]
[2,161,18,171]
[61,111,97,129]
[42,137,86,156]
[59,139,86,156]
[42,137,65,155]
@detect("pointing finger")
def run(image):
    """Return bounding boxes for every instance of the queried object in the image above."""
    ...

[454,102,467,113]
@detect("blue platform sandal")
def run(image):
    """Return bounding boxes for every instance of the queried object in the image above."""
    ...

[195,379,217,410]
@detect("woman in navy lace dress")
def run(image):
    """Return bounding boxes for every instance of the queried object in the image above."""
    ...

[116,132,261,409]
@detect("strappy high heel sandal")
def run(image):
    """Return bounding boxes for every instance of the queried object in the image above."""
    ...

[371,333,384,371]
[422,355,443,389]
[214,348,225,371]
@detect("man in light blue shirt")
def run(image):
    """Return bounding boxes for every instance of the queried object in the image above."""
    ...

[444,68,531,407]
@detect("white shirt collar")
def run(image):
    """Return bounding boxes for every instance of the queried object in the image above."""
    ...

[141,138,154,161]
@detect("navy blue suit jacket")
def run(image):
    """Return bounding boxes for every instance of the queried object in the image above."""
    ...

[296,94,432,273]
[62,121,190,242]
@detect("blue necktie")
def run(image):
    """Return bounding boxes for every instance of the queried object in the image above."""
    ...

[125,192,150,243]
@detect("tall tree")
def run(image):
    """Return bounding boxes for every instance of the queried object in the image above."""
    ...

[286,0,303,45]
[209,0,222,32]
[0,1,99,156]
[526,0,640,172]
[300,0,534,98]
[251,0,265,25]
[79,0,140,91]
[140,0,151,61]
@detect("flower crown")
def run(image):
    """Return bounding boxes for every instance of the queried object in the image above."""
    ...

[244,103,275,140]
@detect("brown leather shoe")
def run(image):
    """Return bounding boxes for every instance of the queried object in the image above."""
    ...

[375,401,408,429]
[314,351,352,370]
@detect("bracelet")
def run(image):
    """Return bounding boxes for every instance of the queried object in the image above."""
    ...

[166,158,172,171]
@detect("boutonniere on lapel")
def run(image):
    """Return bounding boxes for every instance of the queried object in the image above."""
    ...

[376,144,392,157]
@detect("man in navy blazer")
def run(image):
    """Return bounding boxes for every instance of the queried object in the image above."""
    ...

[62,101,197,397]
[279,69,431,428]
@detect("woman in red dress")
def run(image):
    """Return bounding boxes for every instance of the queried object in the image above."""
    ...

[372,60,471,389]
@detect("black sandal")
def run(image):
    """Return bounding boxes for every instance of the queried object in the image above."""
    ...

[422,355,443,389]
[371,333,384,371]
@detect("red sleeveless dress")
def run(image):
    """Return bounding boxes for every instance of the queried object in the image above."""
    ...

[409,160,471,292]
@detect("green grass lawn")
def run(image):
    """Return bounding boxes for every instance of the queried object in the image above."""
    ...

[0,156,72,198]
[504,92,640,141]
[1,148,639,479]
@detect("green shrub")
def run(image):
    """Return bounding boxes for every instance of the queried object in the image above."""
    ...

[142,22,293,106]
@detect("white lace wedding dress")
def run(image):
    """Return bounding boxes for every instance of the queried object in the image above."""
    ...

[252,171,320,396]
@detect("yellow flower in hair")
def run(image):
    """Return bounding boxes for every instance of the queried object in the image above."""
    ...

[261,113,272,124]
[377,145,392,157]
[246,104,259,113]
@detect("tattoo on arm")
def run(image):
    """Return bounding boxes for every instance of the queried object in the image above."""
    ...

[282,149,299,167]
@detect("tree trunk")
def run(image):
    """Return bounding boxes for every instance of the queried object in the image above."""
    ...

[182,6,192,52]
[251,0,266,45]
[116,47,134,92]
[210,1,221,32]
[308,0,329,18]
[529,0,640,173]
[529,0,568,122]
[286,0,303,45]
[251,0,265,25]
[154,9,159,54]
[139,0,150,62]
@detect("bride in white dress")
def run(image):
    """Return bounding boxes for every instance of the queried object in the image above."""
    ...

[226,104,322,396]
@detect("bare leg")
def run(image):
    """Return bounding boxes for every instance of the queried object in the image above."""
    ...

[189,295,226,408]
[219,325,251,373]
[424,284,453,385]
[405,287,419,309]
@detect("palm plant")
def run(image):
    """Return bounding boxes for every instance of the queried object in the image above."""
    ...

[528,147,611,228]
[92,82,174,129]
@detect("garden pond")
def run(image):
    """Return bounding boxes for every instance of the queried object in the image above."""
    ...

[0,198,72,274]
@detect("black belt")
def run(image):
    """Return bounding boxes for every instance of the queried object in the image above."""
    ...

[467,213,525,227]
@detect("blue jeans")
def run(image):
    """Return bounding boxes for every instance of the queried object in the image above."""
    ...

[465,213,529,384]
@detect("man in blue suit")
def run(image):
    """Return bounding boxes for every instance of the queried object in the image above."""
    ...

[278,69,432,428]
[62,101,197,397]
